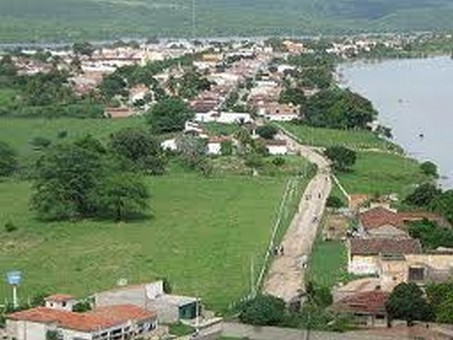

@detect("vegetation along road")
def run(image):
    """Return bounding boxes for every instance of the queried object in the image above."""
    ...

[264,132,332,304]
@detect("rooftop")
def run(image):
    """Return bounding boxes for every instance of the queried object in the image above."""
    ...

[333,291,390,315]
[7,305,156,333]
[45,294,76,302]
[350,238,422,256]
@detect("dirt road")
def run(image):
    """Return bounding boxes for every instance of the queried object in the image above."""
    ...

[263,133,332,303]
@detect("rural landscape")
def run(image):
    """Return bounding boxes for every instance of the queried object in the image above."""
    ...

[1,1,453,339]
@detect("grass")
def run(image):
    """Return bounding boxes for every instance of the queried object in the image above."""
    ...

[278,122,402,153]
[336,151,428,198]
[0,117,146,159]
[0,174,306,312]
[168,322,195,336]
[308,235,355,288]
[201,122,242,136]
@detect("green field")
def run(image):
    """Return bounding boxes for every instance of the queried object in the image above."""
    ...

[279,122,402,153]
[0,117,146,158]
[0,171,310,312]
[337,151,428,198]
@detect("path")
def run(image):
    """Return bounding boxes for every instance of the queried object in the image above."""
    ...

[221,322,394,340]
[263,132,332,303]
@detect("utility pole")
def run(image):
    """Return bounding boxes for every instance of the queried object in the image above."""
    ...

[250,256,256,298]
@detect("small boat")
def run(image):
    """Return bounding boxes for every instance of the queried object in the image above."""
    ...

[419,133,425,139]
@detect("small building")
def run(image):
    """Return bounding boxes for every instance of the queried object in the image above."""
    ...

[207,136,232,155]
[265,139,288,155]
[6,304,157,340]
[104,107,136,119]
[331,291,390,327]
[161,138,178,152]
[217,112,253,124]
[95,281,198,324]
[263,103,299,122]
[44,294,76,312]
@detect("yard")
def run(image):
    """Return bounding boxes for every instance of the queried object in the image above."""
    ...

[0,173,308,312]
[336,151,428,198]
[278,122,401,153]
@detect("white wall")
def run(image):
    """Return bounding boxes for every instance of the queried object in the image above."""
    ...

[207,143,221,155]
[194,112,217,123]
[266,114,298,122]
[348,255,380,275]
[267,145,288,155]
[217,112,252,124]
[7,320,48,340]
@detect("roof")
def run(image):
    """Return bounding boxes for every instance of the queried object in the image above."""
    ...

[7,305,156,333]
[265,139,287,146]
[359,207,401,230]
[156,294,197,307]
[45,294,75,302]
[333,291,390,315]
[359,207,448,230]
[350,238,422,256]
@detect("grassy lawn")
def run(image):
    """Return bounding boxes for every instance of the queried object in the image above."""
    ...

[278,122,401,153]
[308,236,355,288]
[336,151,428,198]
[0,174,306,312]
[201,122,242,136]
[0,117,145,158]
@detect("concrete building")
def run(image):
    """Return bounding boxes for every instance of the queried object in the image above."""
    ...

[6,304,157,340]
[265,139,288,155]
[44,294,76,312]
[95,281,198,323]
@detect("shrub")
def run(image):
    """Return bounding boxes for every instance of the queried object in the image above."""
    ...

[326,196,344,209]
[272,157,286,167]
[239,294,286,326]
[4,221,17,232]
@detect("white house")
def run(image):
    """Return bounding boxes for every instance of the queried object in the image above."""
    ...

[217,112,252,124]
[6,300,157,340]
[161,138,178,151]
[265,139,288,155]
[44,294,76,312]
[207,136,232,155]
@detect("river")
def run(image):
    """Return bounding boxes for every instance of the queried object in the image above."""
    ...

[339,57,453,189]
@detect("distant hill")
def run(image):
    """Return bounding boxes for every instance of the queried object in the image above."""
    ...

[1,0,453,43]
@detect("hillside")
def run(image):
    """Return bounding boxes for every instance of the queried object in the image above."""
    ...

[1,0,453,43]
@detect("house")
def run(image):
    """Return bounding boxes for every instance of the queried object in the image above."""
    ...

[331,291,389,327]
[207,136,232,155]
[347,238,422,275]
[217,112,252,124]
[262,103,299,122]
[191,100,219,122]
[44,294,77,311]
[104,107,136,119]
[95,281,198,323]
[357,206,448,239]
[161,138,178,152]
[6,303,157,340]
[265,139,288,155]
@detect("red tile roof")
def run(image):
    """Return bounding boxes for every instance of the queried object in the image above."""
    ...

[45,294,75,302]
[7,305,156,332]
[350,238,422,256]
[359,207,448,230]
[333,291,390,315]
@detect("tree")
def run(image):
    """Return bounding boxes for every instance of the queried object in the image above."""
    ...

[109,128,165,175]
[239,295,286,326]
[176,135,207,169]
[429,190,453,223]
[72,301,92,313]
[386,283,433,326]
[420,161,438,178]
[326,195,344,209]
[324,146,356,172]
[99,73,128,100]
[146,98,194,134]
[426,283,453,324]
[256,125,279,140]
[30,136,52,150]
[0,141,18,177]
[31,143,103,220]
[220,140,234,156]
[72,42,95,57]
[279,87,306,107]
[98,173,150,221]
[407,220,453,250]
[404,183,441,207]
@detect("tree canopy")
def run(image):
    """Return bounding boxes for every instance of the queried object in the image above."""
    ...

[386,283,433,326]
[256,125,279,140]
[239,294,286,326]
[146,97,194,134]
[324,146,356,172]
[404,183,442,207]
[0,141,18,177]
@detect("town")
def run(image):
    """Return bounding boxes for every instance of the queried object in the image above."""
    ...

[1,32,453,340]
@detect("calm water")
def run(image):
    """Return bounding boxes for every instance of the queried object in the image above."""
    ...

[340,57,453,189]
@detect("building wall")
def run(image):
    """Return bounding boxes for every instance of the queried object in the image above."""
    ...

[7,320,48,340]
[147,300,179,323]
[217,112,252,124]
[61,328,92,340]
[267,145,288,155]
[194,112,217,122]
[207,143,221,155]
[348,255,380,275]
[266,114,298,122]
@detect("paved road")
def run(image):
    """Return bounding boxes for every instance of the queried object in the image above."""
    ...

[263,133,332,303]
[222,322,394,340]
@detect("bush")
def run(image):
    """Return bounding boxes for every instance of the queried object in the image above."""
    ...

[30,136,52,150]
[326,196,344,209]
[72,301,92,313]
[272,157,286,167]
[239,294,286,326]
[4,221,17,232]
[256,125,279,140]
[420,161,438,178]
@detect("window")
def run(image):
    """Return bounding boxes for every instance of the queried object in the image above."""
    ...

[62,302,67,307]
[409,267,425,281]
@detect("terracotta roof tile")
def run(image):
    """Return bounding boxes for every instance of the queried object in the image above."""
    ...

[7,305,156,332]
[350,238,422,256]
[359,207,402,230]
[333,291,389,314]
[45,294,75,302]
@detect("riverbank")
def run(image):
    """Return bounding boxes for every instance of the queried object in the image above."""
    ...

[340,56,453,188]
